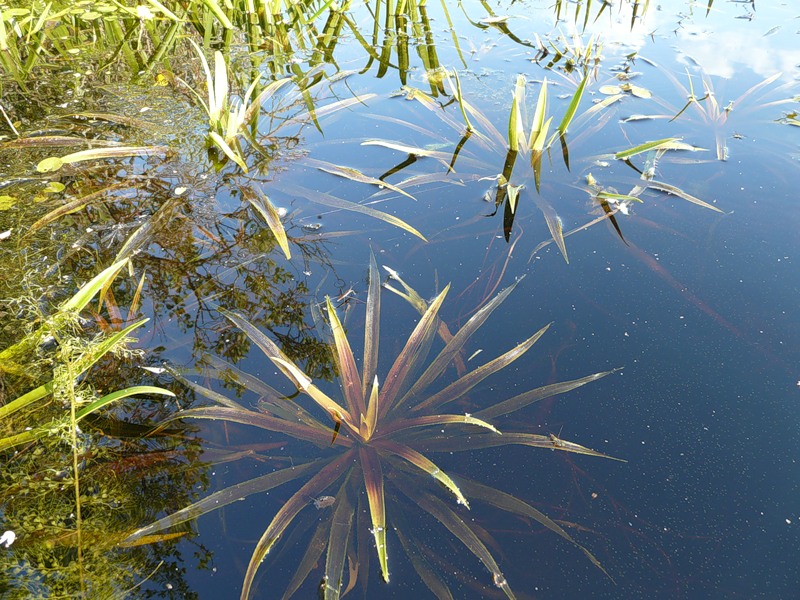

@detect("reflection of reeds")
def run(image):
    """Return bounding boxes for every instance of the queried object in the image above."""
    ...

[125,255,621,599]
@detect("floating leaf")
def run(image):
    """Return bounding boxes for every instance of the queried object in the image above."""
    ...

[36,157,64,172]
[619,83,652,98]
[599,85,622,95]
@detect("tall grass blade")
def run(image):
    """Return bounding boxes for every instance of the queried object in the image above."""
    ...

[199,0,233,28]
[458,478,613,580]
[444,69,473,132]
[554,72,588,138]
[271,356,357,435]
[400,278,521,403]
[527,77,548,150]
[396,528,454,599]
[326,297,366,416]
[62,258,130,312]
[377,440,469,507]
[209,132,248,171]
[75,386,174,421]
[508,74,526,152]
[282,517,330,600]
[36,146,168,173]
[407,490,516,600]
[159,406,335,445]
[304,158,416,200]
[614,138,702,159]
[538,203,569,263]
[380,414,500,436]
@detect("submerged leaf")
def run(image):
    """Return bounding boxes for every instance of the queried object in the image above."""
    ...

[243,186,291,259]
[359,447,389,582]
[401,488,516,600]
[305,158,417,200]
[241,454,353,600]
[323,475,355,600]
[647,180,724,213]
[282,183,427,241]
[476,369,618,420]
[123,461,319,545]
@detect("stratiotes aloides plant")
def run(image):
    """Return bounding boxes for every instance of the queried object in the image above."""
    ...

[124,255,622,599]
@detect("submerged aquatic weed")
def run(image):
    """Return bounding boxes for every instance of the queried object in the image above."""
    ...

[0,259,174,451]
[125,255,622,599]
[0,257,194,597]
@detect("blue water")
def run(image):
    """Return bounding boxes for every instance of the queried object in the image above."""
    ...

[119,1,800,598]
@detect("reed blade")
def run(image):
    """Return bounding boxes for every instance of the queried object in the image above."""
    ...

[326,297,366,417]
[123,461,319,545]
[475,369,618,420]
[376,439,469,507]
[241,453,352,599]
[362,251,381,398]
[379,285,450,418]
[411,323,551,414]
[399,278,522,404]
[323,474,355,600]
[458,477,614,581]
[243,186,291,259]
[647,180,723,213]
[359,446,389,582]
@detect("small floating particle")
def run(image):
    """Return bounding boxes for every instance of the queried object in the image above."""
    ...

[313,496,335,509]
[467,349,483,361]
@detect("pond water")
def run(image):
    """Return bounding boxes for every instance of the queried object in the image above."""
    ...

[1,0,799,598]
